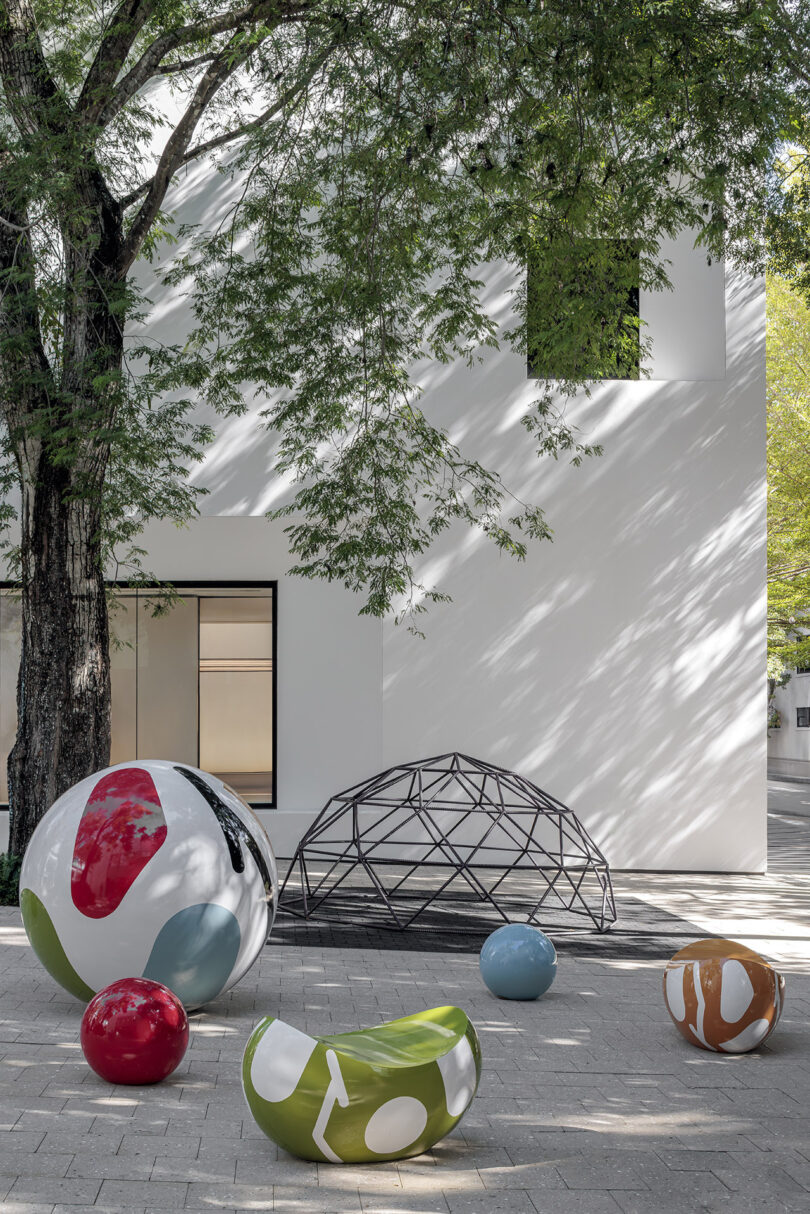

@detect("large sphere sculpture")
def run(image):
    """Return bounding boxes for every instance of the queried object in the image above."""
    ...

[20,761,277,1009]
[479,923,557,1000]
[663,938,785,1053]
[81,977,189,1084]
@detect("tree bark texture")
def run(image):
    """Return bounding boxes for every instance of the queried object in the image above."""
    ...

[7,471,111,857]
[4,234,122,857]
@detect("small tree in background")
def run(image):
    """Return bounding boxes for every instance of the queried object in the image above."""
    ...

[0,0,791,856]
[767,274,810,679]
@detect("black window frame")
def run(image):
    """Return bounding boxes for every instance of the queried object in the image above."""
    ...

[797,707,810,728]
[0,579,278,810]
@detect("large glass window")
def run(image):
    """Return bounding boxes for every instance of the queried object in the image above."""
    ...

[0,583,276,806]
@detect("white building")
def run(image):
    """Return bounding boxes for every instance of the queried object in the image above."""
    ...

[0,217,767,871]
[768,669,810,779]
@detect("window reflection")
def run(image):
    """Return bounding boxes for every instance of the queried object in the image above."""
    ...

[199,597,273,800]
[0,586,275,807]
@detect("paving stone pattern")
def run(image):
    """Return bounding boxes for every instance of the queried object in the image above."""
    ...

[1,906,809,1214]
[2,810,809,1214]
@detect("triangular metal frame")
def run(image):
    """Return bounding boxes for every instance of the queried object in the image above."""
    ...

[279,753,617,933]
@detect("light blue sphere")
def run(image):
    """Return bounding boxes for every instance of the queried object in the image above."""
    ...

[479,923,557,1000]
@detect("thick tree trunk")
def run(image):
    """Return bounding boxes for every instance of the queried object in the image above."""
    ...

[7,461,111,858]
[3,165,124,859]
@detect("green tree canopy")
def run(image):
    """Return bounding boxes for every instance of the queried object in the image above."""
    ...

[768,272,810,676]
[0,0,794,853]
[1,0,788,606]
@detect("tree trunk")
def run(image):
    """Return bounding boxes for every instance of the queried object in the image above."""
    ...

[0,12,133,859]
[3,156,125,859]
[7,459,111,858]
[5,169,123,859]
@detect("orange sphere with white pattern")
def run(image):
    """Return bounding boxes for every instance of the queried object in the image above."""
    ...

[663,939,785,1054]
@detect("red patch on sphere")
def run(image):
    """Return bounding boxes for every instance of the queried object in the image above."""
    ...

[80,977,189,1085]
[71,767,167,918]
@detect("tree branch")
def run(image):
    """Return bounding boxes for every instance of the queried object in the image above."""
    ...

[97,0,308,127]
[76,0,155,126]
[156,52,220,76]
[769,562,810,582]
[0,167,53,477]
[119,38,338,210]
[0,0,71,138]
[117,36,256,272]
[773,2,810,91]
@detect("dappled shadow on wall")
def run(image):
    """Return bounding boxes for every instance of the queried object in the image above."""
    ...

[128,157,288,518]
[132,156,765,872]
[381,269,765,873]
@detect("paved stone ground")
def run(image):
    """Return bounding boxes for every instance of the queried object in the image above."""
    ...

[1,813,809,1214]
[767,780,810,816]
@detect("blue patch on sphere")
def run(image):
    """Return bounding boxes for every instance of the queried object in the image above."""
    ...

[479,923,557,1000]
[143,902,241,1006]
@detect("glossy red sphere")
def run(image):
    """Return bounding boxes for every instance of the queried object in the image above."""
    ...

[80,977,189,1084]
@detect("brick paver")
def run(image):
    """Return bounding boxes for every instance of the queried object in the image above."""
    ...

[2,915,808,1214]
[2,813,809,1213]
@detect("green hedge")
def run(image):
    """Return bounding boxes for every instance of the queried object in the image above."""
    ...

[0,853,21,906]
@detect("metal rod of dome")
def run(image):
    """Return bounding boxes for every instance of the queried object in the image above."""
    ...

[278,754,617,933]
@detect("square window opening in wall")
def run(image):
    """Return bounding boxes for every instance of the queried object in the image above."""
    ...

[0,582,277,807]
[797,707,810,728]
[527,237,640,382]
[796,663,810,675]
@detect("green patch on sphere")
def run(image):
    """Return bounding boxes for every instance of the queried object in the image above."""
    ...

[20,888,95,1001]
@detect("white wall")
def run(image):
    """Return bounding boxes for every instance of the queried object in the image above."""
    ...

[641,227,726,381]
[1,160,767,870]
[121,220,765,870]
[125,516,383,853]
[379,259,765,872]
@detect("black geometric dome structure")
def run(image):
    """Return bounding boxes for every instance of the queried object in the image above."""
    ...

[279,753,617,933]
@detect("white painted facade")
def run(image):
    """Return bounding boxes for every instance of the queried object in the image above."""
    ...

[122,206,765,870]
[0,196,767,869]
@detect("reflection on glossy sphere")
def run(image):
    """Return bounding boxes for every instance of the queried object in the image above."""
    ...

[663,938,786,1053]
[479,923,557,1000]
[20,761,277,1009]
[81,977,189,1084]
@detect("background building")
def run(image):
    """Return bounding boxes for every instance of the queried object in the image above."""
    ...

[768,670,810,779]
[0,212,766,870]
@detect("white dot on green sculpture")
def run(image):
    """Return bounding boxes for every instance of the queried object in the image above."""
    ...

[364,1096,428,1155]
